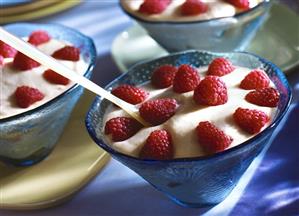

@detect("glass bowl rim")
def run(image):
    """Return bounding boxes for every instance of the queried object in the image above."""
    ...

[0,22,97,123]
[85,49,292,163]
[119,0,271,25]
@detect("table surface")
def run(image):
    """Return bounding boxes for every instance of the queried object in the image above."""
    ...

[1,1,299,215]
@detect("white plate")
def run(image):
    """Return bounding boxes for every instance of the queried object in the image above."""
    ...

[112,3,299,73]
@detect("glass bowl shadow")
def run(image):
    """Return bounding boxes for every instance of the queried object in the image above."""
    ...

[85,50,291,207]
[0,23,96,166]
[120,0,272,52]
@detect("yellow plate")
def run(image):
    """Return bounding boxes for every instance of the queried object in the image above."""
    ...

[0,91,110,210]
[1,0,60,16]
[0,0,81,24]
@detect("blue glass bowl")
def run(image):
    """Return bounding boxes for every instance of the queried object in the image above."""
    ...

[0,23,96,166]
[120,0,272,52]
[85,50,291,207]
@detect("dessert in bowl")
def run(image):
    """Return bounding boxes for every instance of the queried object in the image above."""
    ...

[86,50,291,207]
[120,0,272,52]
[0,23,96,166]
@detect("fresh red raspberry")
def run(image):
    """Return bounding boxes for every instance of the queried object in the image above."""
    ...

[105,117,143,142]
[139,129,173,160]
[0,40,17,58]
[14,86,45,108]
[151,65,177,88]
[245,87,279,107]
[28,30,51,46]
[0,55,3,66]
[43,69,70,85]
[240,69,270,90]
[52,46,80,61]
[173,64,200,93]
[181,0,208,16]
[139,0,171,15]
[207,57,235,77]
[13,52,40,70]
[196,121,233,154]
[111,84,148,105]
[225,0,250,10]
[139,98,178,125]
[233,107,269,134]
[193,76,228,106]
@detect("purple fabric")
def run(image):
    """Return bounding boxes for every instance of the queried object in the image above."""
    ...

[230,102,299,216]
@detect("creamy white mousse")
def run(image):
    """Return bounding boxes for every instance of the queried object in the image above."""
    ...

[121,0,263,22]
[103,66,277,158]
[0,39,88,119]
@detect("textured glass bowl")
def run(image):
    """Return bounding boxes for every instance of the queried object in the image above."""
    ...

[0,23,96,166]
[85,50,291,207]
[120,0,272,52]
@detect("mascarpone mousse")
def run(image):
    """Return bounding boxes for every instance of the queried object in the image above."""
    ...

[0,39,88,119]
[103,65,277,159]
[121,0,264,22]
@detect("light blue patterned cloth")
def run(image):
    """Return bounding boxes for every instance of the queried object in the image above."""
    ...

[1,1,298,215]
[38,0,132,57]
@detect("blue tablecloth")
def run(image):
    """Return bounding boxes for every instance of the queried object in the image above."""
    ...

[1,1,298,215]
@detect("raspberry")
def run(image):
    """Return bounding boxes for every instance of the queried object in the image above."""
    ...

[0,55,3,66]
[173,64,200,93]
[0,40,17,58]
[52,46,80,61]
[13,52,40,70]
[245,87,279,107]
[196,121,233,154]
[225,0,250,10]
[181,0,208,16]
[43,69,70,85]
[207,57,235,77]
[111,84,148,105]
[14,86,45,108]
[139,129,173,160]
[240,69,270,90]
[193,76,228,106]
[151,65,177,88]
[28,30,51,46]
[139,0,171,15]
[233,107,269,134]
[105,117,143,142]
[139,98,178,125]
